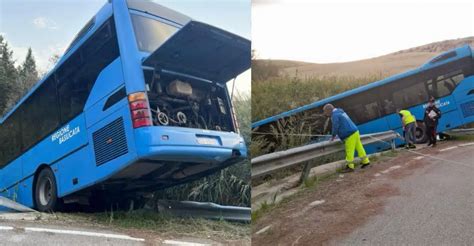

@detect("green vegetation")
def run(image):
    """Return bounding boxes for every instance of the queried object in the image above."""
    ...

[0,35,40,116]
[59,210,249,240]
[251,61,383,158]
[252,74,383,122]
[451,134,474,141]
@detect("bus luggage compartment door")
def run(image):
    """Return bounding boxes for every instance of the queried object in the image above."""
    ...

[142,20,251,84]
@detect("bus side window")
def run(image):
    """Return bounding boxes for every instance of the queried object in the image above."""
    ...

[435,75,453,97]
[340,90,381,124]
[393,79,428,110]
[21,79,61,150]
[57,18,119,124]
[451,74,464,85]
[0,112,21,167]
[428,72,464,99]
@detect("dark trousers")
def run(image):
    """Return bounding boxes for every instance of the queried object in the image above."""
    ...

[427,125,437,145]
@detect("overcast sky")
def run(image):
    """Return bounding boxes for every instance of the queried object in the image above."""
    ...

[0,0,251,95]
[253,0,474,63]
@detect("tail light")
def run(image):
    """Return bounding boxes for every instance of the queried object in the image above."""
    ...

[128,92,152,128]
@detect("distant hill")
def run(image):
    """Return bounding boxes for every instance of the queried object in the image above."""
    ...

[255,37,474,79]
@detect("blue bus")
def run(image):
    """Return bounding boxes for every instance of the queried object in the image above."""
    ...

[0,0,250,211]
[252,45,474,152]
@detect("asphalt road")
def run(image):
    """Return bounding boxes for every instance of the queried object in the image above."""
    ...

[339,143,474,245]
[0,223,145,246]
[0,213,220,245]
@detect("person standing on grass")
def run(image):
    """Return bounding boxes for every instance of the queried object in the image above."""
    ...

[424,96,441,147]
[323,103,370,172]
[398,109,417,149]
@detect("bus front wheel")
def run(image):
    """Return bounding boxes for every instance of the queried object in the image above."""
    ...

[415,121,428,144]
[34,168,60,212]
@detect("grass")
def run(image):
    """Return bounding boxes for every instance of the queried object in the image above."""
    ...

[251,74,383,158]
[451,134,474,141]
[251,201,276,222]
[252,75,383,122]
[57,210,250,241]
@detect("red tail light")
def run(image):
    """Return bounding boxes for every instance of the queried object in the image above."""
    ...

[128,92,152,128]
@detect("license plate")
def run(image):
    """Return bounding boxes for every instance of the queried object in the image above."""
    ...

[197,137,219,145]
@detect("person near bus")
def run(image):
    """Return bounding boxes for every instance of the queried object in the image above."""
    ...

[323,104,370,172]
[424,96,441,147]
[398,109,417,149]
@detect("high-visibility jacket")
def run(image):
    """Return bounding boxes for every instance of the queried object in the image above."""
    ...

[399,110,416,126]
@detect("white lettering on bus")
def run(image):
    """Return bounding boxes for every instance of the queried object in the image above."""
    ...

[422,100,450,109]
[51,125,80,144]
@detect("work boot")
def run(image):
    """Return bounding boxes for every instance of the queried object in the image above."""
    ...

[409,144,416,149]
[404,145,410,149]
[427,142,432,147]
[360,162,371,169]
[340,164,355,173]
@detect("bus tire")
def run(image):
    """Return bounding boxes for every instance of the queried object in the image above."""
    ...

[415,121,428,144]
[34,168,60,212]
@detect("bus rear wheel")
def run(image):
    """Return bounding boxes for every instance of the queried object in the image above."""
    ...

[415,121,428,144]
[34,168,60,212]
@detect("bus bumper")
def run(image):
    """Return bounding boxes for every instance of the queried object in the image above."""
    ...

[133,126,248,163]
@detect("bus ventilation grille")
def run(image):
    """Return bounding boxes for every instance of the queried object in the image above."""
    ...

[93,117,128,166]
[461,101,474,118]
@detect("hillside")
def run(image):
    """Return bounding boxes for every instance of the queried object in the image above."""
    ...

[255,37,474,79]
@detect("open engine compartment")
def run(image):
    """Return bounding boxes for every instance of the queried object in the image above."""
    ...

[143,69,235,132]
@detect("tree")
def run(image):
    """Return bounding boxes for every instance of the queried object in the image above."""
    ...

[18,47,39,97]
[0,35,19,116]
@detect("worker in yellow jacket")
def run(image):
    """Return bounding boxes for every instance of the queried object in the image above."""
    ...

[398,109,417,149]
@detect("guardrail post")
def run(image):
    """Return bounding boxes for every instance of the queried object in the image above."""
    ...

[298,161,312,185]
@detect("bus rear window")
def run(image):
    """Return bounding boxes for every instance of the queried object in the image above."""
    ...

[131,14,179,53]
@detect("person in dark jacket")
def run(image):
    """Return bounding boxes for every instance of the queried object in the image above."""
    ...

[323,104,370,172]
[424,97,441,147]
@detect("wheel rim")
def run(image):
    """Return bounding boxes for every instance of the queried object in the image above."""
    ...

[38,177,53,206]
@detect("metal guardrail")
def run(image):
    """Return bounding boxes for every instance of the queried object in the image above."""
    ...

[251,131,399,181]
[156,200,250,223]
[446,128,474,136]
[0,196,36,212]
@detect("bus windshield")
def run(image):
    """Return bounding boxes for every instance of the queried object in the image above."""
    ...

[131,14,179,53]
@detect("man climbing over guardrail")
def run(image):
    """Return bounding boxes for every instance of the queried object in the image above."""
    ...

[323,103,370,172]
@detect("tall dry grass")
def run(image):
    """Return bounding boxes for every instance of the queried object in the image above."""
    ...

[251,74,384,157]
[252,75,383,122]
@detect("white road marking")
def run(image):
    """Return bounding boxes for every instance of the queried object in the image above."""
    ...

[0,226,14,230]
[414,156,425,160]
[439,146,458,152]
[24,227,145,241]
[163,240,210,246]
[381,165,401,174]
[459,142,474,147]
[256,225,272,235]
[374,173,381,177]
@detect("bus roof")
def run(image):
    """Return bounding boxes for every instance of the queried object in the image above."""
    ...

[252,45,473,128]
[0,0,191,123]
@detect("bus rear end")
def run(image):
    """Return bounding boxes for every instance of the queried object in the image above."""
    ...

[105,10,250,194]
